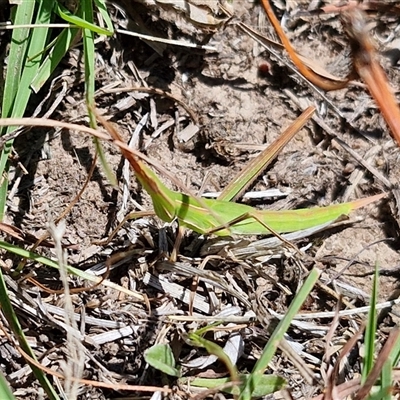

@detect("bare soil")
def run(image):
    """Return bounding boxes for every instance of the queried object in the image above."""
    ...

[3,1,400,399]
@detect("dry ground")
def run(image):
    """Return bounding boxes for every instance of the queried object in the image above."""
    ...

[3,1,400,399]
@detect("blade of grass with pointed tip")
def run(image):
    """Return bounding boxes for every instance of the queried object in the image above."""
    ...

[218,106,315,202]
[54,2,112,35]
[94,0,114,34]
[239,268,321,400]
[2,2,35,120]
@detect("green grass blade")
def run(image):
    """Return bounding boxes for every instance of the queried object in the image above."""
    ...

[367,387,392,400]
[0,269,59,399]
[239,268,321,400]
[379,329,400,400]
[391,329,400,367]
[380,360,392,400]
[54,2,112,35]
[94,0,114,34]
[30,27,79,92]
[2,2,35,120]
[32,0,113,93]
[362,263,379,382]
[81,0,95,109]
[0,369,17,400]
[9,0,53,118]
[184,375,286,397]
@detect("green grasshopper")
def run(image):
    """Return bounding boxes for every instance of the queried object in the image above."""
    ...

[123,157,382,236]
[97,112,384,238]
